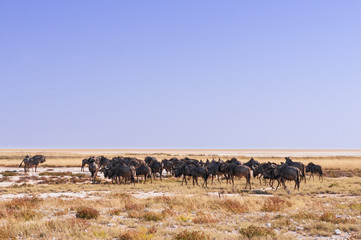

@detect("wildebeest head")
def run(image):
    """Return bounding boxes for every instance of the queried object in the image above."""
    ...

[305,162,314,172]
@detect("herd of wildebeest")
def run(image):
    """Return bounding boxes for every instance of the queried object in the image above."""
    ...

[17,154,324,191]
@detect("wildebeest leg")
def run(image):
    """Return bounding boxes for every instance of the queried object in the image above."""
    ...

[312,172,315,181]
[160,170,162,181]
[204,176,207,188]
[211,175,214,185]
[281,179,287,190]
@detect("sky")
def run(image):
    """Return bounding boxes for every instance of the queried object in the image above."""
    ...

[1,1,361,149]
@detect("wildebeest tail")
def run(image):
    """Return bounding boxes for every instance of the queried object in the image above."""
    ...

[19,160,24,167]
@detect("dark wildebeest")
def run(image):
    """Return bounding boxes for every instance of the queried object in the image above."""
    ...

[161,159,174,175]
[188,165,209,187]
[274,163,301,191]
[218,158,240,184]
[19,155,46,173]
[146,157,163,181]
[136,164,152,184]
[98,156,111,169]
[244,158,260,169]
[230,164,252,189]
[285,157,306,183]
[174,163,190,185]
[206,160,223,184]
[104,163,136,185]
[88,158,99,183]
[306,162,323,181]
[81,158,90,172]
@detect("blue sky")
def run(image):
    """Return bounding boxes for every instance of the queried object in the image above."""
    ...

[1,1,361,149]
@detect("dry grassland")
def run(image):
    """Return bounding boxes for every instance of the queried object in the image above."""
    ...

[0,150,360,239]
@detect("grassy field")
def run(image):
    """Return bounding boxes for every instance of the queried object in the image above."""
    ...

[0,149,361,239]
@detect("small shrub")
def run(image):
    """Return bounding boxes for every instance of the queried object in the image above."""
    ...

[239,225,275,239]
[175,230,210,240]
[1,171,18,176]
[125,203,145,211]
[219,199,249,213]
[193,215,219,224]
[176,214,191,222]
[262,196,292,212]
[76,207,99,219]
[292,211,319,220]
[5,197,43,210]
[320,212,336,222]
[142,211,164,221]
[14,209,38,221]
[147,225,157,234]
[108,208,122,216]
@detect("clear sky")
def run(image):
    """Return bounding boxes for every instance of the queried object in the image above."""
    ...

[1,1,361,149]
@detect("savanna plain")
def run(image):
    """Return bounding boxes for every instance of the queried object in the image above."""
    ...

[0,149,361,240]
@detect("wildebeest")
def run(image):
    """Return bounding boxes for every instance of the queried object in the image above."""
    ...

[306,162,323,181]
[230,164,252,189]
[274,163,301,191]
[173,163,190,185]
[206,160,223,184]
[136,164,152,184]
[218,158,240,184]
[104,163,136,185]
[244,158,260,169]
[81,158,90,172]
[146,157,163,180]
[161,159,174,175]
[285,157,306,183]
[19,155,46,173]
[88,157,99,183]
[188,165,209,187]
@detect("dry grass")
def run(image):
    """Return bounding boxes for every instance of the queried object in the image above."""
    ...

[0,150,361,239]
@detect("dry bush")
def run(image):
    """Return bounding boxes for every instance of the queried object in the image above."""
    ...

[142,211,164,221]
[117,228,154,240]
[175,230,210,240]
[76,207,99,219]
[320,211,356,224]
[193,214,219,224]
[5,196,43,210]
[13,209,39,221]
[292,211,319,220]
[108,208,122,216]
[217,199,249,213]
[0,171,18,176]
[125,203,146,211]
[239,225,275,239]
[262,196,292,212]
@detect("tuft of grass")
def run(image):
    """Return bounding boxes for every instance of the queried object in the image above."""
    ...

[142,211,164,221]
[76,207,99,219]
[262,196,292,212]
[175,230,210,240]
[239,225,275,239]
[193,214,219,224]
[0,171,18,176]
[218,199,249,213]
[108,208,122,216]
[5,196,43,210]
[124,203,146,211]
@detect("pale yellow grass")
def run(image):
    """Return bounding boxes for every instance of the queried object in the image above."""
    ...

[1,149,361,169]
